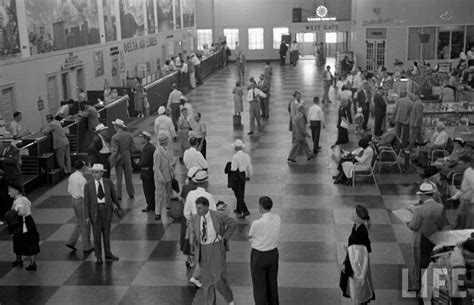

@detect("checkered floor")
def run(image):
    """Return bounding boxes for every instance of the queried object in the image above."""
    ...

[0,60,434,304]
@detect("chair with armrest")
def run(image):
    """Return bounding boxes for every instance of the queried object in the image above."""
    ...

[352,144,378,188]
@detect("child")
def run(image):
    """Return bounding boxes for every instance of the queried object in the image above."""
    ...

[353,107,365,136]
[143,92,150,117]
[232,81,243,116]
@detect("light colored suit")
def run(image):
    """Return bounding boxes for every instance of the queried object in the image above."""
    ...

[190,210,237,305]
[110,129,135,198]
[84,178,120,258]
[407,198,446,290]
[42,120,71,173]
[153,144,175,215]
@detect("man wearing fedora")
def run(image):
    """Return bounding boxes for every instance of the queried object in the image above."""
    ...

[84,163,121,264]
[154,106,176,147]
[153,133,175,220]
[231,139,253,219]
[41,114,72,174]
[407,182,446,291]
[136,131,156,213]
[88,123,111,178]
[110,119,135,200]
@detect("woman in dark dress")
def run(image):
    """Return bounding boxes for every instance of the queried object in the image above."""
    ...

[180,167,199,269]
[9,183,40,271]
[336,99,352,146]
[340,205,375,304]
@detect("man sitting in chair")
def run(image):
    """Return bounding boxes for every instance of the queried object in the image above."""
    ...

[414,122,449,167]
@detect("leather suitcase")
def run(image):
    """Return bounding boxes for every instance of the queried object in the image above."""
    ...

[47,168,63,185]
[233,114,241,126]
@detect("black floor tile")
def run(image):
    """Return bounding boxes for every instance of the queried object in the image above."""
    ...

[283,184,331,196]
[36,224,64,241]
[226,262,252,286]
[371,264,405,289]
[0,286,59,305]
[64,261,144,286]
[229,223,251,241]
[36,241,87,261]
[119,286,197,305]
[0,261,13,278]
[148,241,181,261]
[336,196,385,209]
[288,164,328,174]
[278,242,337,262]
[111,224,166,240]
[280,209,334,224]
[35,196,72,209]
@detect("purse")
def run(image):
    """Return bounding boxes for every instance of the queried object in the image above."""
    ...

[4,209,23,235]
[171,178,180,193]
[340,118,349,129]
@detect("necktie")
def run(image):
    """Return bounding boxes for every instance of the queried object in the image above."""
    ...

[201,216,207,243]
[97,181,105,200]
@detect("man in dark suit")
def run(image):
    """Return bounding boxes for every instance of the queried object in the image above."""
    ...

[110,119,135,200]
[0,138,23,185]
[356,82,371,131]
[136,131,156,213]
[84,163,121,265]
[88,123,111,178]
[190,196,237,305]
[373,87,387,137]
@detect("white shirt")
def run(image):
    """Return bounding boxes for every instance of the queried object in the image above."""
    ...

[9,120,22,137]
[184,187,216,220]
[183,147,208,170]
[246,87,267,102]
[181,62,188,73]
[200,211,218,245]
[453,167,474,202]
[95,179,106,203]
[339,89,353,102]
[67,171,87,199]
[191,56,201,65]
[99,134,111,154]
[194,121,206,138]
[467,50,474,59]
[353,73,362,90]
[249,212,281,251]
[307,104,325,123]
[231,150,253,177]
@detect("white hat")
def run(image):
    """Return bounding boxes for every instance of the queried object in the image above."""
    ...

[192,170,208,183]
[158,106,166,115]
[158,133,170,144]
[95,123,108,132]
[187,166,200,179]
[140,131,152,139]
[231,139,245,149]
[90,163,107,172]
[112,119,126,128]
[416,182,435,195]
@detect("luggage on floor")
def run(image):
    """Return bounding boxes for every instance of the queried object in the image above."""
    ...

[233,114,241,126]
[169,198,184,219]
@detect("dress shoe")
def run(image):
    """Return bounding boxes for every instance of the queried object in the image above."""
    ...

[105,255,119,261]
[307,155,315,161]
[83,248,94,255]
[233,209,241,214]
[96,258,103,265]
[239,211,250,219]
[155,214,162,220]
[66,244,77,252]
[129,196,134,199]
[25,263,37,271]
[247,131,254,135]
[12,259,23,267]
[189,277,203,288]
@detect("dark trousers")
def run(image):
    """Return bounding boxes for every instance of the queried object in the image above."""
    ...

[395,122,410,148]
[280,55,285,65]
[251,248,279,305]
[171,103,180,130]
[92,205,113,258]
[374,115,385,137]
[195,64,203,85]
[142,178,156,210]
[361,103,370,130]
[197,137,207,159]
[309,121,321,153]
[233,180,249,214]
[95,153,111,178]
[260,97,269,119]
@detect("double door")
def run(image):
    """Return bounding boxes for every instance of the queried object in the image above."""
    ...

[366,40,386,72]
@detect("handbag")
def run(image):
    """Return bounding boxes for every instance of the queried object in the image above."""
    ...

[4,209,23,235]
[340,118,349,129]
[171,178,180,193]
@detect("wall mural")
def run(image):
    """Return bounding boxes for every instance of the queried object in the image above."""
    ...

[25,0,100,55]
[119,0,145,39]
[0,0,20,59]
[146,0,156,34]
[103,0,117,42]
[157,0,173,32]
[174,0,181,30]
[182,0,194,28]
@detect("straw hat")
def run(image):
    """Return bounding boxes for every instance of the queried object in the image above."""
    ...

[94,123,108,132]
[187,166,200,179]
[139,131,152,140]
[112,119,126,128]
[158,106,166,115]
[231,139,245,149]
[192,170,208,183]
[90,163,107,172]
[416,182,435,195]
[158,133,170,144]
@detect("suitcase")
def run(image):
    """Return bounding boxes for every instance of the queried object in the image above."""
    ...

[47,168,63,185]
[169,198,184,219]
[233,114,241,126]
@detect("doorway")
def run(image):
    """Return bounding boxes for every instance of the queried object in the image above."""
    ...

[296,32,318,59]
[366,40,386,72]
[0,86,15,122]
[47,74,60,114]
[325,31,348,58]
[61,72,70,101]
[76,68,86,97]
[161,45,167,67]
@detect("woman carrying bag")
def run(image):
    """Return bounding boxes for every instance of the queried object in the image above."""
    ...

[340,205,375,304]
[7,183,40,271]
[336,99,352,146]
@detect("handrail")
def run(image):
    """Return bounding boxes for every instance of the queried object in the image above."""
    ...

[144,71,179,90]
[97,95,130,114]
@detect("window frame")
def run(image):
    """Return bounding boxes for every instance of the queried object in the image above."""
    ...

[248,28,264,50]
[197,29,213,51]
[273,27,289,49]
[223,29,239,50]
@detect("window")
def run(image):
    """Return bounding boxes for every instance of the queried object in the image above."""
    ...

[223,29,239,50]
[325,32,337,43]
[273,27,289,48]
[197,29,212,50]
[303,32,315,43]
[249,28,264,50]
[407,26,436,61]
[437,26,465,59]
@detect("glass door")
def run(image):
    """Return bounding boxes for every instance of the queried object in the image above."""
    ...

[366,40,386,72]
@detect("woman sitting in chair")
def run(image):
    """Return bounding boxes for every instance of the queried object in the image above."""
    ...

[415,122,449,167]
[334,138,374,186]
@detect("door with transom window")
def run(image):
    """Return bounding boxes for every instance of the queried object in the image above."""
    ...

[366,40,385,72]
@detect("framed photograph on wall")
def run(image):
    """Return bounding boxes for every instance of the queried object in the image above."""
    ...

[93,51,104,77]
